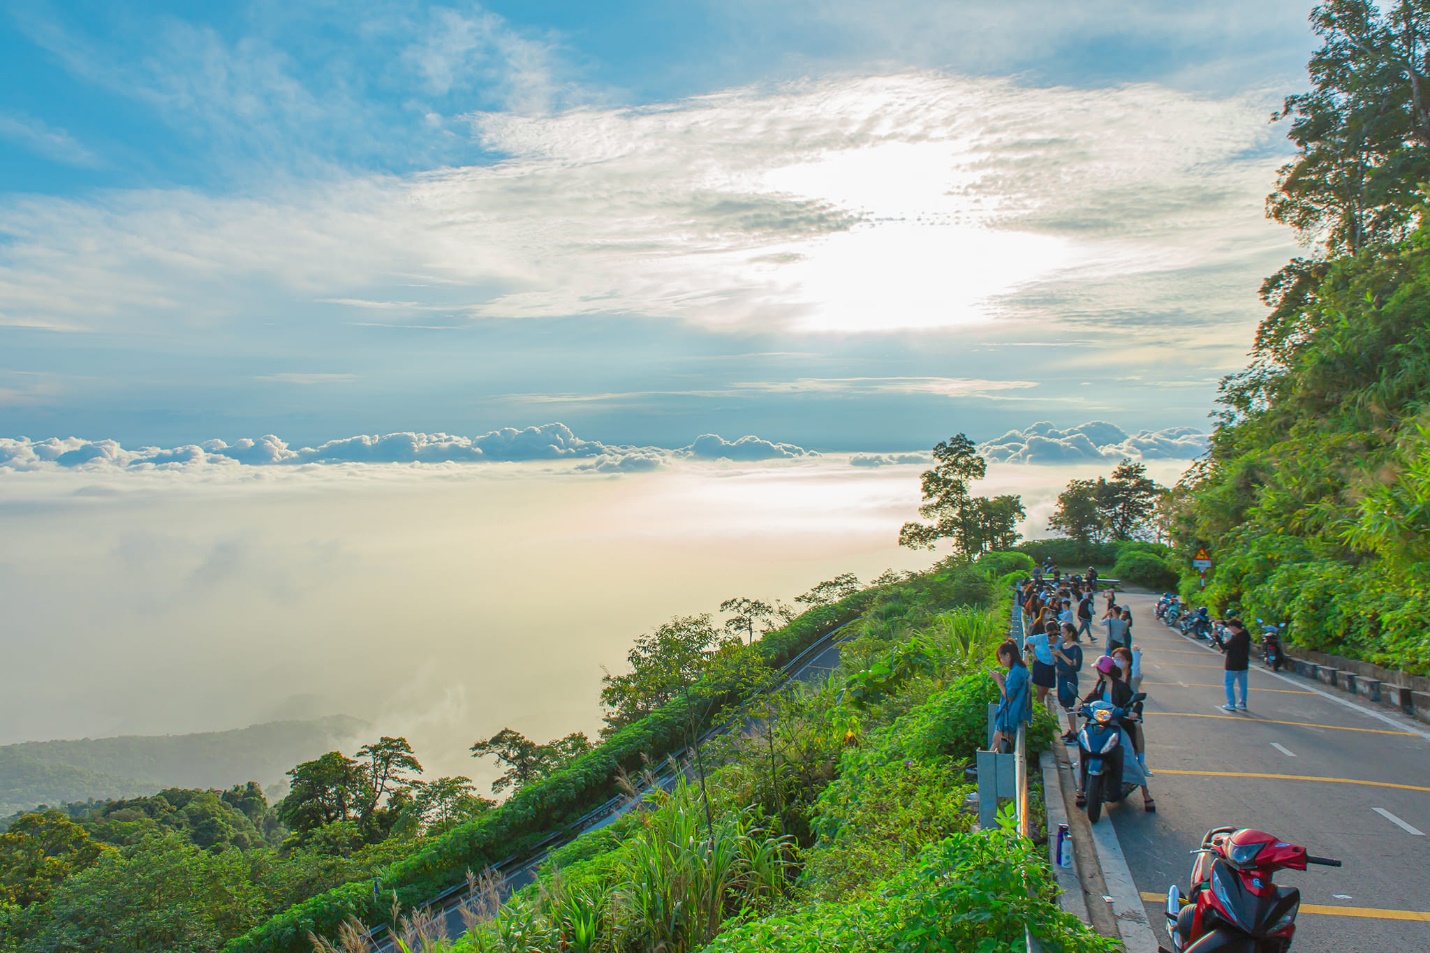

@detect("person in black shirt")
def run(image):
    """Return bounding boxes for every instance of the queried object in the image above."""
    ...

[1221,617,1251,711]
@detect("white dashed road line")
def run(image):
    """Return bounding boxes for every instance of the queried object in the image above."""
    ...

[1271,742,1296,758]
[1372,808,1425,836]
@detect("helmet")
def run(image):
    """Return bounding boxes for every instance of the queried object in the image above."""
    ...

[1095,655,1117,674]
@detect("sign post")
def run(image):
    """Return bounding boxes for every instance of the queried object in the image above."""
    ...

[1192,546,1212,589]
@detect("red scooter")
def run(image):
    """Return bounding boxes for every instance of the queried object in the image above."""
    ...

[1163,827,1341,952]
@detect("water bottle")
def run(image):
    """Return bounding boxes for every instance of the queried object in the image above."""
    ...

[1056,823,1072,868]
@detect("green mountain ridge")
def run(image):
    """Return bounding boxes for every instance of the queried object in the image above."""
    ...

[0,715,369,817]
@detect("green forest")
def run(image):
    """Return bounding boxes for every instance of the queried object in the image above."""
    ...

[1166,0,1430,675]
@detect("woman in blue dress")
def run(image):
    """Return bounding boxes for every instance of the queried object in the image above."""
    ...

[991,639,1031,753]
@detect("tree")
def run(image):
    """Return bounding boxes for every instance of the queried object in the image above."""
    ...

[1102,461,1161,540]
[353,737,422,838]
[899,435,1024,557]
[470,729,593,794]
[0,811,110,908]
[409,777,494,833]
[599,614,722,733]
[1048,479,1105,543]
[276,752,360,836]
[719,596,776,644]
[14,832,264,953]
[1269,1,1430,256]
[794,573,861,607]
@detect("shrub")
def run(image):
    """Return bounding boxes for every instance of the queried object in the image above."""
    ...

[975,550,1034,577]
[1111,551,1180,590]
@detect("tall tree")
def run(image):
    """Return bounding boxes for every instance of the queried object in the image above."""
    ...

[1102,461,1161,540]
[1048,479,1105,543]
[793,573,861,607]
[899,435,1023,557]
[719,596,776,644]
[469,729,593,794]
[599,614,722,733]
[1270,1,1430,257]
[276,752,360,835]
[409,776,494,832]
[353,737,422,838]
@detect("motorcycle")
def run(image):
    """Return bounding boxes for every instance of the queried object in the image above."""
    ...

[1259,621,1286,672]
[1209,620,1227,652]
[1073,695,1146,823]
[1164,826,1341,952]
[1187,609,1212,641]
[1155,593,1177,621]
[1164,600,1184,627]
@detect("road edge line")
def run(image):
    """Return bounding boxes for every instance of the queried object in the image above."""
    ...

[1087,811,1162,953]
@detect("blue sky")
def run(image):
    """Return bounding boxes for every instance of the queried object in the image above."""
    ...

[0,0,1320,450]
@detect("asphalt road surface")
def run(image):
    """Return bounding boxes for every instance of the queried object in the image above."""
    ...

[1097,591,1430,952]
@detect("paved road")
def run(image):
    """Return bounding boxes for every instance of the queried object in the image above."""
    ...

[1095,591,1430,951]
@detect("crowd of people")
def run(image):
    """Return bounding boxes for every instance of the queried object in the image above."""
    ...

[991,560,1156,813]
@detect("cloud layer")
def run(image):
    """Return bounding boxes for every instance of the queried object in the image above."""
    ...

[0,424,825,473]
[980,421,1208,464]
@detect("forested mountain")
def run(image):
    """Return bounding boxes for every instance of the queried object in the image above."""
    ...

[0,715,367,816]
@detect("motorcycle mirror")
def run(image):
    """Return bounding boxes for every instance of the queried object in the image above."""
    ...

[1131,692,1147,704]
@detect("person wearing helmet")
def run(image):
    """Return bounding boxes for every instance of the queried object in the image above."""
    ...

[1079,656,1155,812]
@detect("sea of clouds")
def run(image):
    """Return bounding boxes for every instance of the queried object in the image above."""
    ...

[0,420,1206,475]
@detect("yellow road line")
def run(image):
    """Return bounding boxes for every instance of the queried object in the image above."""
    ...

[1154,769,1430,794]
[1138,892,1430,922]
[1145,712,1416,736]
[1141,681,1313,695]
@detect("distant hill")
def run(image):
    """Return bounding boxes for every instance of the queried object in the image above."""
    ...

[0,715,368,816]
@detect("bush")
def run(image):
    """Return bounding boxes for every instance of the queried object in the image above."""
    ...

[1016,539,1119,569]
[1112,551,1180,591]
[975,550,1034,577]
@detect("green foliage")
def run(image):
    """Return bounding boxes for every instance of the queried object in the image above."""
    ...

[9,832,266,953]
[0,812,110,908]
[468,730,591,796]
[975,550,1035,577]
[1048,462,1164,544]
[599,614,724,734]
[1112,551,1181,591]
[702,828,1114,953]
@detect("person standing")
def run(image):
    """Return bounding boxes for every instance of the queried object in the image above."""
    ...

[1221,618,1251,711]
[1103,604,1131,655]
[1054,623,1083,742]
[1076,590,1094,640]
[1024,621,1058,708]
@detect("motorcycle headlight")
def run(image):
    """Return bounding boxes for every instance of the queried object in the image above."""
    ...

[1227,842,1263,868]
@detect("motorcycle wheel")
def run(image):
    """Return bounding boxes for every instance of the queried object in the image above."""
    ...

[1086,775,1104,823]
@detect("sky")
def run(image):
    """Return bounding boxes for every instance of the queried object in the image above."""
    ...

[0,1,1326,779]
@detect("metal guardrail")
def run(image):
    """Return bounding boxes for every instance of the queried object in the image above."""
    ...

[365,616,857,950]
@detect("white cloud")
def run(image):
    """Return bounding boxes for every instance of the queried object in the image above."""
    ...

[681,434,817,462]
[849,452,932,468]
[0,110,101,168]
[0,424,820,472]
[0,71,1291,345]
[980,420,1208,464]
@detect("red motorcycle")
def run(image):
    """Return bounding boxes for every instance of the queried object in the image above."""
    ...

[1163,827,1341,952]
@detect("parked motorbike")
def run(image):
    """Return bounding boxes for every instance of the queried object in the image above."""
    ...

[1164,826,1340,952]
[1073,695,1146,823]
[1209,620,1227,652]
[1259,621,1286,672]
[1164,599,1184,627]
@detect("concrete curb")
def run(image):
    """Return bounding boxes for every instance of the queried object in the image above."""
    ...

[1039,748,1090,926]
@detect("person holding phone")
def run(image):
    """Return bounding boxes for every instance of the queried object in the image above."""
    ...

[990,639,1030,753]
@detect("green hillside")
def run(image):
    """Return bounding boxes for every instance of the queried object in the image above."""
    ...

[0,715,368,816]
